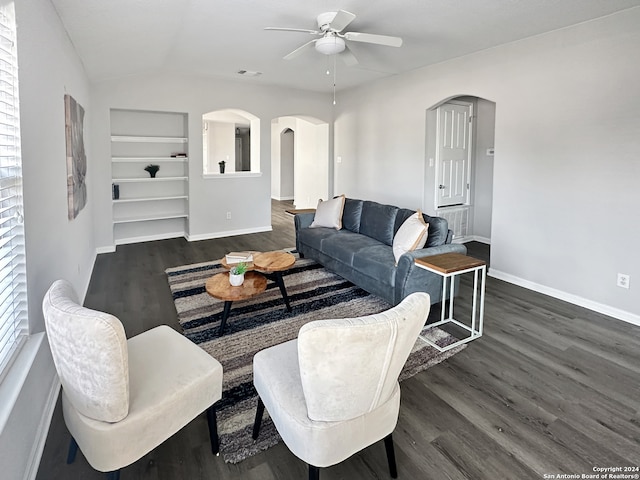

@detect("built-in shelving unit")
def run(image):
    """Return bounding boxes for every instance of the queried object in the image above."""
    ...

[110,109,189,245]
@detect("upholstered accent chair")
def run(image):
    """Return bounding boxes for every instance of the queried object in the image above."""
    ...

[42,280,223,480]
[252,292,431,479]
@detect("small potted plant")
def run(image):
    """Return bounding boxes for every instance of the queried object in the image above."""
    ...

[229,261,248,286]
[144,164,160,178]
[218,160,226,174]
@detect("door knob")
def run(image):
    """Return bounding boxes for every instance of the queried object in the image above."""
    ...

[439,184,446,190]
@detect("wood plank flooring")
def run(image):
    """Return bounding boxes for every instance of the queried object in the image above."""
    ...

[36,201,640,479]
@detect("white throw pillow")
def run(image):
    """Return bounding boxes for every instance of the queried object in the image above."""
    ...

[392,210,429,265]
[310,195,345,230]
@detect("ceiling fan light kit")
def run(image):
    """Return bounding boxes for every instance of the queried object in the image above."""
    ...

[265,9,403,103]
[315,35,346,55]
[266,9,403,62]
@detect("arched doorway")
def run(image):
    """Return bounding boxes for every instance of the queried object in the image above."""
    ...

[271,116,329,209]
[278,128,295,200]
[425,96,496,248]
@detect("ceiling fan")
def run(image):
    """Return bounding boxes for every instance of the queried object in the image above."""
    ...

[265,10,403,66]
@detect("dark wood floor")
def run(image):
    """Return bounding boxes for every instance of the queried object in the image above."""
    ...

[37,201,640,479]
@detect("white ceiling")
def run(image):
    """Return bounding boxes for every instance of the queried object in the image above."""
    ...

[51,0,640,93]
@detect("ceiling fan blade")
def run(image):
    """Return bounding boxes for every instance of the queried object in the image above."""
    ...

[265,27,319,34]
[340,46,359,66]
[330,10,356,32]
[344,32,403,47]
[283,39,317,60]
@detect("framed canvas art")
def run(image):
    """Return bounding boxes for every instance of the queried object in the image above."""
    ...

[65,94,87,220]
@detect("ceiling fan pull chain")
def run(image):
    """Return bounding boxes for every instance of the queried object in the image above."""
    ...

[333,55,337,105]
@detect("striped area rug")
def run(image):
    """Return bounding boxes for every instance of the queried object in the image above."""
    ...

[165,252,466,464]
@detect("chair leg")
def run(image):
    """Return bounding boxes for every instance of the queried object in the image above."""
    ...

[207,404,220,455]
[308,465,320,480]
[66,437,78,464]
[383,433,398,478]
[252,396,265,440]
[106,470,120,480]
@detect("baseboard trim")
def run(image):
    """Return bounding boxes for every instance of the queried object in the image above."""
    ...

[24,377,60,480]
[95,245,116,254]
[114,231,185,246]
[456,236,491,245]
[186,225,272,242]
[271,196,294,201]
[489,269,640,327]
[469,235,491,244]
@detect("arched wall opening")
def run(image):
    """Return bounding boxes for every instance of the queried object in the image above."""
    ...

[202,108,260,175]
[278,128,295,200]
[271,116,329,208]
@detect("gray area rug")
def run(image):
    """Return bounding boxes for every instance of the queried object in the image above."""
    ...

[165,252,466,464]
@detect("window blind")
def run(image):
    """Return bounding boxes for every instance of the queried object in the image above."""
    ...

[0,3,28,379]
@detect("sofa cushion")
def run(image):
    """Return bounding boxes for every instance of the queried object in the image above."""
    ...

[422,213,449,247]
[394,209,415,234]
[359,201,398,246]
[352,245,397,287]
[310,195,345,230]
[342,198,363,233]
[396,208,449,247]
[392,210,429,264]
[321,231,381,266]
[297,227,341,252]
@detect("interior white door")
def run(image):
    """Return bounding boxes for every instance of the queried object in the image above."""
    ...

[436,101,471,207]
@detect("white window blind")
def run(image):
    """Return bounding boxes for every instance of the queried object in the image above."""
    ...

[0,3,28,379]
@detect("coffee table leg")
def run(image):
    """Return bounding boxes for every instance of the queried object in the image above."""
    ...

[273,272,292,312]
[218,301,233,336]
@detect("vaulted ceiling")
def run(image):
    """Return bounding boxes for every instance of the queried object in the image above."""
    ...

[51,0,640,92]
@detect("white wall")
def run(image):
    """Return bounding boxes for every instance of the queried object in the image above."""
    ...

[1,0,95,478]
[18,0,95,332]
[280,129,294,199]
[334,8,640,322]
[208,121,235,173]
[472,98,495,242]
[296,120,330,208]
[92,75,332,245]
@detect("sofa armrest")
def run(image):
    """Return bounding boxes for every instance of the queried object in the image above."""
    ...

[294,212,315,231]
[294,212,315,254]
[403,243,467,262]
[446,229,454,244]
[394,243,468,305]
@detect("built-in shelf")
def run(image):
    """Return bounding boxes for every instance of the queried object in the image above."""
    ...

[113,196,188,204]
[111,135,187,143]
[112,157,188,163]
[113,213,188,224]
[110,109,189,245]
[113,176,188,183]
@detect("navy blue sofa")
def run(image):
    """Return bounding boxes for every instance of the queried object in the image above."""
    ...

[294,198,466,306]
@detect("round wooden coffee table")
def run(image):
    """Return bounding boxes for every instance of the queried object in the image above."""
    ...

[205,271,267,336]
[253,251,296,311]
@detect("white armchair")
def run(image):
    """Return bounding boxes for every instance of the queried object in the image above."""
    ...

[42,279,223,480]
[252,291,430,479]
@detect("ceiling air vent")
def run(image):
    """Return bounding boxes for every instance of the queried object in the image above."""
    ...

[237,70,262,77]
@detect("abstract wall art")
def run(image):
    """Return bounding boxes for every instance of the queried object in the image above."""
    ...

[64,94,87,220]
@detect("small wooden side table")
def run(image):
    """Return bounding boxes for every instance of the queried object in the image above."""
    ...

[253,251,296,311]
[285,208,316,215]
[205,271,267,336]
[414,253,486,352]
